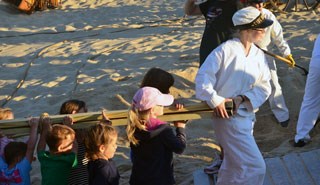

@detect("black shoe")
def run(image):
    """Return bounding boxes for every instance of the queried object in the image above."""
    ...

[279,119,290,128]
[294,139,308,147]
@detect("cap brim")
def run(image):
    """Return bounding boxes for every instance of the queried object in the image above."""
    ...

[156,94,174,107]
[235,18,273,30]
[253,19,273,29]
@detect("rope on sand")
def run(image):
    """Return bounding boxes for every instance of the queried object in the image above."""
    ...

[0,102,212,137]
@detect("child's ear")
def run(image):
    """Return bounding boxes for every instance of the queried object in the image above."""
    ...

[150,106,156,114]
[72,110,77,114]
[99,144,105,153]
[57,145,64,152]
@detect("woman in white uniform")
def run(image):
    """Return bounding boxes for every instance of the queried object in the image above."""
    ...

[294,34,320,147]
[195,7,273,185]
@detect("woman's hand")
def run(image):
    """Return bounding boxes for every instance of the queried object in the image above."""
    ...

[213,98,233,119]
[232,96,243,114]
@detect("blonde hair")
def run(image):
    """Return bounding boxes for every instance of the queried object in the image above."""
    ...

[126,107,151,145]
[85,123,117,161]
[46,124,75,152]
[0,108,13,120]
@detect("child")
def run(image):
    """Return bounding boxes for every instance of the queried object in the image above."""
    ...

[59,99,88,115]
[0,108,14,120]
[84,123,119,185]
[140,67,184,130]
[37,115,78,185]
[140,67,174,94]
[0,117,39,185]
[59,99,89,185]
[127,87,187,185]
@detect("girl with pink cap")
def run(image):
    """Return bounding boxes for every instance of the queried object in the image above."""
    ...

[126,87,186,185]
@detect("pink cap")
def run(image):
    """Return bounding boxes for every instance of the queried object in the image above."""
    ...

[133,87,174,111]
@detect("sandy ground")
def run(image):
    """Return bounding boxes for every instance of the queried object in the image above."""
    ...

[0,0,319,184]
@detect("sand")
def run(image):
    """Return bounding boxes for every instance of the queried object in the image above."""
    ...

[0,0,319,184]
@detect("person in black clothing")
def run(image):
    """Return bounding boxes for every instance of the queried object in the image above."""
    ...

[85,123,120,185]
[59,99,90,185]
[184,0,241,67]
[126,87,187,185]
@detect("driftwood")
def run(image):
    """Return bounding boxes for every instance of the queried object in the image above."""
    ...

[0,102,213,137]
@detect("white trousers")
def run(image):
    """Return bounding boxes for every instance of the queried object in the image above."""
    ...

[295,66,320,142]
[213,116,266,185]
[267,57,289,122]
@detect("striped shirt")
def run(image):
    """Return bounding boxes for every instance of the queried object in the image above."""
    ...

[68,129,89,185]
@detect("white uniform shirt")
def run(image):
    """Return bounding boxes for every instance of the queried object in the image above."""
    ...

[255,8,291,56]
[195,38,271,117]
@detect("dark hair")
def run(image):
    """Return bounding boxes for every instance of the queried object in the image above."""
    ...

[59,99,87,114]
[140,68,174,94]
[4,142,27,165]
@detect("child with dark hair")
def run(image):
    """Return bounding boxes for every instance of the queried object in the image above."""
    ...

[140,68,185,130]
[59,99,111,185]
[59,99,89,185]
[37,115,78,185]
[59,99,87,115]
[140,67,174,94]
[85,123,119,185]
[0,118,39,185]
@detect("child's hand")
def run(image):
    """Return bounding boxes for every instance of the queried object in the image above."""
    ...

[62,116,74,126]
[175,103,184,110]
[28,117,39,128]
[101,110,112,125]
[174,100,184,110]
[40,113,51,131]
[173,120,187,128]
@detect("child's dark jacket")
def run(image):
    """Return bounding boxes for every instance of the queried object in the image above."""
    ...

[129,124,186,185]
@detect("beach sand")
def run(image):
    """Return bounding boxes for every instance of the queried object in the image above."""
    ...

[0,0,319,184]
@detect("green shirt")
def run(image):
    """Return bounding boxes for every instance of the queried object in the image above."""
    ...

[38,150,77,185]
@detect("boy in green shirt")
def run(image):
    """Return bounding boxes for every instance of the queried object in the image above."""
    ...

[37,114,78,185]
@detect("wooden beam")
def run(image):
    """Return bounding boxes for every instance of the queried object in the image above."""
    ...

[0,102,212,137]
